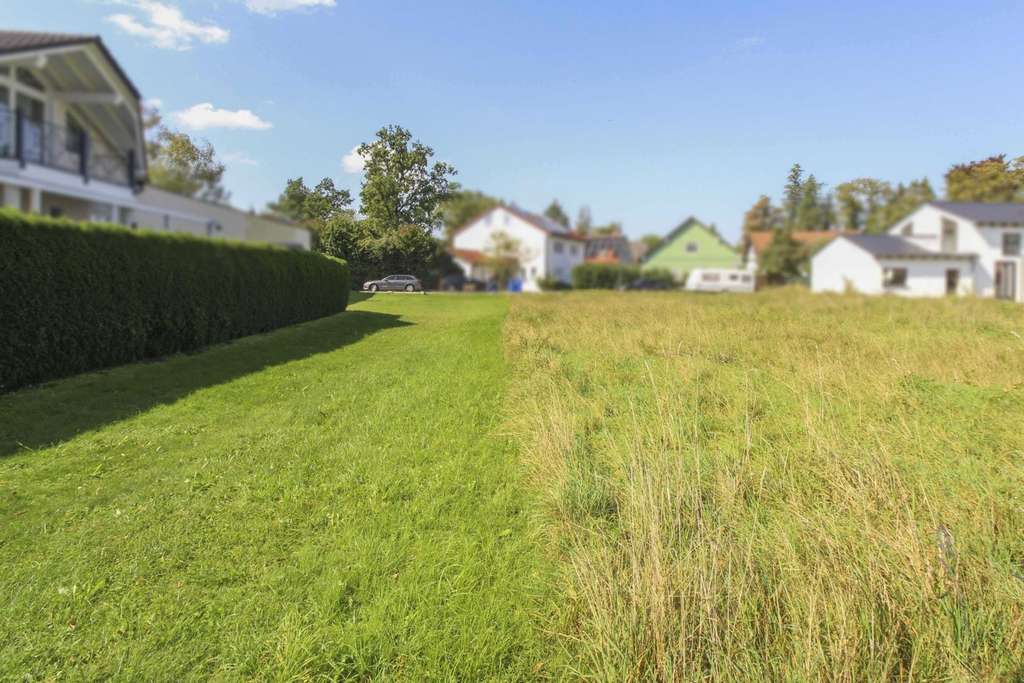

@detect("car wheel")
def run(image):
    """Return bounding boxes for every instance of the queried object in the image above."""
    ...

[405,284,414,292]
[369,284,378,292]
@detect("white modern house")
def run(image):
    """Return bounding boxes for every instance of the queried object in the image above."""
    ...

[450,205,585,291]
[811,201,1024,302]
[0,30,309,249]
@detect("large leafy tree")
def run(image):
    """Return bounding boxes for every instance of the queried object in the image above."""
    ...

[945,155,1024,203]
[543,200,570,228]
[357,125,456,233]
[439,188,501,241]
[144,105,228,203]
[315,125,457,288]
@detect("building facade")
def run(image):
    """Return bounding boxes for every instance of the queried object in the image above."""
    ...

[450,205,585,291]
[811,202,1024,302]
[0,30,308,250]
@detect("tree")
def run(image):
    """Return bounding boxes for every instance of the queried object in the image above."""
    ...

[742,196,781,235]
[575,205,593,235]
[357,124,456,233]
[640,234,662,251]
[314,125,458,287]
[482,231,523,287]
[945,155,1024,203]
[834,178,894,233]
[543,200,570,228]
[439,188,501,242]
[783,163,804,228]
[144,105,228,202]
[592,221,623,236]
[878,178,936,228]
[267,177,352,225]
[759,228,804,284]
[793,174,828,231]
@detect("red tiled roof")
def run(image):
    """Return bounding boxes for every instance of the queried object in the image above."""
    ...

[586,249,622,264]
[451,248,485,264]
[747,230,848,256]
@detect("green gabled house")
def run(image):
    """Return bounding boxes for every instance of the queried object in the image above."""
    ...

[642,217,740,280]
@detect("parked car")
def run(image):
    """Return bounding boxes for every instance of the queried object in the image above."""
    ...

[439,273,487,292]
[684,268,755,293]
[363,275,423,292]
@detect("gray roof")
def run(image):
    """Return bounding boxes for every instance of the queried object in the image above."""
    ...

[844,234,972,259]
[0,30,141,100]
[930,201,1024,226]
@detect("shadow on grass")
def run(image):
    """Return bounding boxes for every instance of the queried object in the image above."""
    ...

[0,309,410,458]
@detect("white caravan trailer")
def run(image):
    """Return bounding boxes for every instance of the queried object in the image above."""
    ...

[685,268,756,293]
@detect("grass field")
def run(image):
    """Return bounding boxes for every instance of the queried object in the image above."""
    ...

[0,294,553,680]
[2,289,1023,680]
[506,289,1024,681]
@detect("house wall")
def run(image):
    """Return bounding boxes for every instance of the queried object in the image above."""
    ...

[643,222,739,280]
[452,207,563,292]
[878,258,974,298]
[811,238,883,294]
[888,204,1024,301]
[547,236,583,284]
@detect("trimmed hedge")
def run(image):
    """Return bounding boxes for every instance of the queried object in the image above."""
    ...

[1,209,350,392]
[571,263,679,290]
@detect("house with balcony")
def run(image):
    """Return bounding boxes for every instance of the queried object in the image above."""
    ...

[0,30,309,249]
[810,202,1024,302]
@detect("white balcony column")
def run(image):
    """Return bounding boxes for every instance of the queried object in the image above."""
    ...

[28,187,42,214]
[1,183,21,210]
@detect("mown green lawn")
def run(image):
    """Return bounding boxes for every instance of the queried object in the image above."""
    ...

[0,294,552,680]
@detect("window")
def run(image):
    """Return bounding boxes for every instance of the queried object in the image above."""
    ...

[702,272,720,282]
[65,113,85,154]
[883,267,908,288]
[741,274,752,283]
[728,273,738,281]
[570,245,579,256]
[901,222,913,236]
[1003,233,1021,256]
[685,241,698,253]
[941,218,957,252]
[553,241,564,254]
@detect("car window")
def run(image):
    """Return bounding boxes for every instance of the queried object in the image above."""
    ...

[384,276,395,281]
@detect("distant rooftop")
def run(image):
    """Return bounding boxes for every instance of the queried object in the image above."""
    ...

[930,201,1024,226]
[844,234,973,260]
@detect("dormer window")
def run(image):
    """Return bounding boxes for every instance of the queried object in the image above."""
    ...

[901,222,913,236]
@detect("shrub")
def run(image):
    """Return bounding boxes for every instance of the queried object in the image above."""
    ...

[0,209,350,392]
[642,268,677,288]
[537,276,571,291]
[572,263,641,289]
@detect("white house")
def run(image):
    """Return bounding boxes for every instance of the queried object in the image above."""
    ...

[811,201,1024,302]
[0,31,309,250]
[450,205,585,291]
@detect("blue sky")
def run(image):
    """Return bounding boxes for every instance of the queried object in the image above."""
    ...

[8,0,1024,241]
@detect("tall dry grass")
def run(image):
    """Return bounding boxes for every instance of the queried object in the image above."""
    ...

[505,289,1024,681]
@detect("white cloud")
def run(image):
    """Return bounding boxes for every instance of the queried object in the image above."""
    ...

[107,1,229,51]
[245,0,336,15]
[172,103,273,130]
[342,146,367,174]
[222,151,259,166]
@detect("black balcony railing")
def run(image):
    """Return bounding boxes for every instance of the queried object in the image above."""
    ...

[0,105,134,187]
